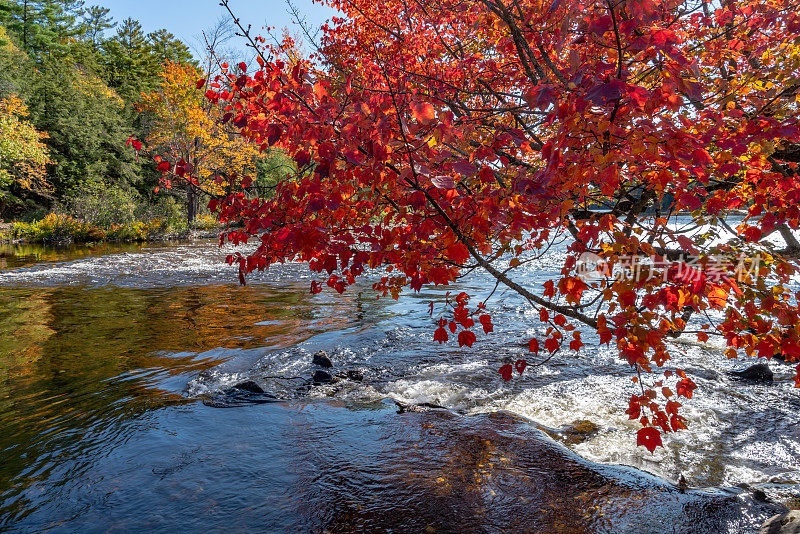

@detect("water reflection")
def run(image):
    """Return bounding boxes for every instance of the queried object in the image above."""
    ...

[0,271,380,528]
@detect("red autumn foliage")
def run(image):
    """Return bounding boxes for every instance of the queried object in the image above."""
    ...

[637,427,663,453]
[207,0,800,450]
[499,364,514,382]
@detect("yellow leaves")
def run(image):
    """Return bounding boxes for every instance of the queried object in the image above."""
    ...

[426,129,441,148]
[0,95,51,193]
[0,95,30,117]
[708,285,729,309]
[0,26,24,57]
[141,61,263,194]
[675,288,692,310]
[73,71,123,108]
[751,80,775,92]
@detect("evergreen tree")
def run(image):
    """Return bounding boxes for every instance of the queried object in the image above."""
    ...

[26,55,143,195]
[81,4,113,47]
[147,29,193,66]
[0,2,198,218]
[115,17,145,52]
[0,24,29,98]
[100,18,156,102]
[0,0,84,55]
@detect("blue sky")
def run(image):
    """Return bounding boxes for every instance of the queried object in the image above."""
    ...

[96,0,338,53]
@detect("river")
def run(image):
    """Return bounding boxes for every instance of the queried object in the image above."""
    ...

[0,239,798,532]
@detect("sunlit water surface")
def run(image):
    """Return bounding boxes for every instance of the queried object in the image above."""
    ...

[0,239,798,533]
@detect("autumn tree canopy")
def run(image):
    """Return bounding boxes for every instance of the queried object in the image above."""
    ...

[140,60,262,222]
[0,94,51,210]
[1,1,204,220]
[193,0,800,450]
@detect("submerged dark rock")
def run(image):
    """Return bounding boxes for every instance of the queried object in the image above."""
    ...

[336,369,364,382]
[347,370,364,381]
[759,510,800,534]
[293,408,784,533]
[753,489,771,503]
[550,419,601,445]
[232,380,265,394]
[394,400,448,413]
[313,370,334,384]
[312,350,333,368]
[729,363,774,383]
[204,383,279,407]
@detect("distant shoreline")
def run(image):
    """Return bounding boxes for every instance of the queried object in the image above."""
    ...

[0,223,222,246]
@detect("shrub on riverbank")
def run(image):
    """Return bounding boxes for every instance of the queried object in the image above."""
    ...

[5,213,97,243]
[0,212,217,244]
[192,213,220,231]
[60,184,138,229]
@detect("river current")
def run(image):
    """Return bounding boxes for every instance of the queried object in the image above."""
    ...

[0,238,798,532]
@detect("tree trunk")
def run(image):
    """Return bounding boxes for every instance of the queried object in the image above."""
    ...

[23,0,28,49]
[186,184,199,225]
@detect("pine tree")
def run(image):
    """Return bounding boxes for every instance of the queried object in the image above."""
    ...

[147,29,193,66]
[0,0,84,55]
[115,17,145,52]
[100,18,157,102]
[81,4,113,47]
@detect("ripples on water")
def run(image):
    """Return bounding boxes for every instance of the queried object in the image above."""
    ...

[0,240,798,532]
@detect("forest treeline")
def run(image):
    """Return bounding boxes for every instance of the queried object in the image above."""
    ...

[0,0,286,239]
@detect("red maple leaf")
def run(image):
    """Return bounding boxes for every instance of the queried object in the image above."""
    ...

[626,397,641,420]
[458,330,476,347]
[637,427,663,453]
[499,364,513,382]
[479,314,493,334]
[434,327,448,343]
[410,101,436,125]
[676,378,696,399]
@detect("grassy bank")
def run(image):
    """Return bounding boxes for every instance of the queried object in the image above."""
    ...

[0,212,221,244]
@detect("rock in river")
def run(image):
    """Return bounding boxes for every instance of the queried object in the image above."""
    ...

[760,510,800,534]
[729,363,774,383]
[312,350,333,368]
[337,369,364,382]
[289,408,784,533]
[232,380,265,394]
[545,419,601,445]
[312,370,334,384]
[203,381,279,407]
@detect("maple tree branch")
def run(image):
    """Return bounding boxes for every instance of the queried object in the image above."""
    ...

[219,0,270,65]
[480,0,544,83]
[607,0,624,80]
[420,186,599,329]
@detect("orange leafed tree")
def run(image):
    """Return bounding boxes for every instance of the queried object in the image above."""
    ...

[0,94,51,209]
[195,0,800,450]
[139,61,262,222]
